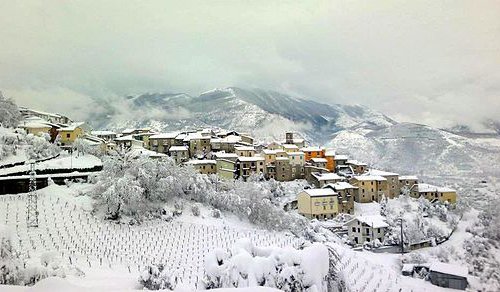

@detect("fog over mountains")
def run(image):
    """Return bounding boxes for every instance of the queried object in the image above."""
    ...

[86,87,500,180]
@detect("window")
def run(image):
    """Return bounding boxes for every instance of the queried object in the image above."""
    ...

[366,238,370,242]
[323,206,326,210]
[66,133,70,138]
[371,181,374,185]
[377,228,381,233]
[352,227,356,232]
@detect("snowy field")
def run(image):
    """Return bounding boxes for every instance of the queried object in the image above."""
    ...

[0,184,300,288]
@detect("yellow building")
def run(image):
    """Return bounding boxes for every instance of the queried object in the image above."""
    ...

[297,188,339,220]
[350,175,388,203]
[185,159,217,175]
[57,123,85,146]
[216,159,237,180]
[411,183,457,204]
[262,149,277,165]
[368,169,400,199]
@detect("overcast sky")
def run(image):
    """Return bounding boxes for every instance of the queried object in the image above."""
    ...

[1,1,499,129]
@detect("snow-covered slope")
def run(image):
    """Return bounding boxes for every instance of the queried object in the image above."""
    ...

[327,122,500,180]
[89,87,396,143]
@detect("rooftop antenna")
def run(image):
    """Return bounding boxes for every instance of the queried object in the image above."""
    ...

[27,160,39,228]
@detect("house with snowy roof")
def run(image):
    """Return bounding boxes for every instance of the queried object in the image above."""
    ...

[334,154,349,166]
[350,175,388,203]
[235,156,265,180]
[169,145,189,164]
[234,145,256,157]
[429,262,468,290]
[346,215,388,245]
[346,160,368,175]
[324,149,336,172]
[367,169,400,199]
[323,182,358,214]
[399,175,418,194]
[309,157,328,169]
[20,117,60,142]
[310,172,344,188]
[114,134,144,150]
[301,146,324,162]
[410,183,457,204]
[19,107,72,124]
[297,188,339,220]
[148,132,179,154]
[185,159,217,175]
[91,130,117,141]
[57,122,87,146]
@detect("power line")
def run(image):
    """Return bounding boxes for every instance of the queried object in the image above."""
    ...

[27,161,39,228]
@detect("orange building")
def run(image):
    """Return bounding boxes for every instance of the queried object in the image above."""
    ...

[301,147,324,161]
[324,149,336,172]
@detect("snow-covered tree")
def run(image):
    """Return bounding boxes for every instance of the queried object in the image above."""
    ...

[0,92,21,128]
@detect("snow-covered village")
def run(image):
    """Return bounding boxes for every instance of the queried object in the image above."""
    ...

[1,2,500,292]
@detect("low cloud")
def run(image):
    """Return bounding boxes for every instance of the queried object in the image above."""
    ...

[1,1,499,129]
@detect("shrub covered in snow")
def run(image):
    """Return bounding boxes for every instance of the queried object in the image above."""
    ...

[200,239,330,291]
[138,263,176,290]
[91,156,306,233]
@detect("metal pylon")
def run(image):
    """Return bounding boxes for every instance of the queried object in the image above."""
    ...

[27,161,38,228]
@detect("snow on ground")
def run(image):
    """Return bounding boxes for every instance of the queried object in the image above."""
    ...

[0,152,102,176]
[354,201,381,215]
[0,184,300,289]
[1,276,281,291]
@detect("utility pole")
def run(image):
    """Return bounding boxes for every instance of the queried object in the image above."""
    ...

[27,161,39,228]
[399,218,404,254]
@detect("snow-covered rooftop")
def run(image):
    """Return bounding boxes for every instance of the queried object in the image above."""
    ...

[282,144,299,149]
[311,158,328,163]
[115,135,137,141]
[301,147,323,152]
[354,175,387,181]
[57,122,85,131]
[212,152,238,158]
[288,151,304,156]
[275,157,289,161]
[234,146,255,151]
[303,188,337,197]
[312,172,343,181]
[417,183,455,193]
[126,147,167,159]
[238,156,265,162]
[346,160,367,166]
[324,182,358,190]
[150,132,179,139]
[262,149,277,155]
[430,262,468,278]
[185,159,216,165]
[355,215,389,228]
[169,145,188,151]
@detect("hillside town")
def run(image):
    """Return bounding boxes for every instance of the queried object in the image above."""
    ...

[16,107,459,248]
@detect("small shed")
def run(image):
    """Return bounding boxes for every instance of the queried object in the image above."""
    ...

[429,262,468,290]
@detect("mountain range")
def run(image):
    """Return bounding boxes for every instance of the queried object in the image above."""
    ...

[88,87,500,180]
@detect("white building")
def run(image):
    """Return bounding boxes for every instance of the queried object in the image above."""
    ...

[346,215,389,245]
